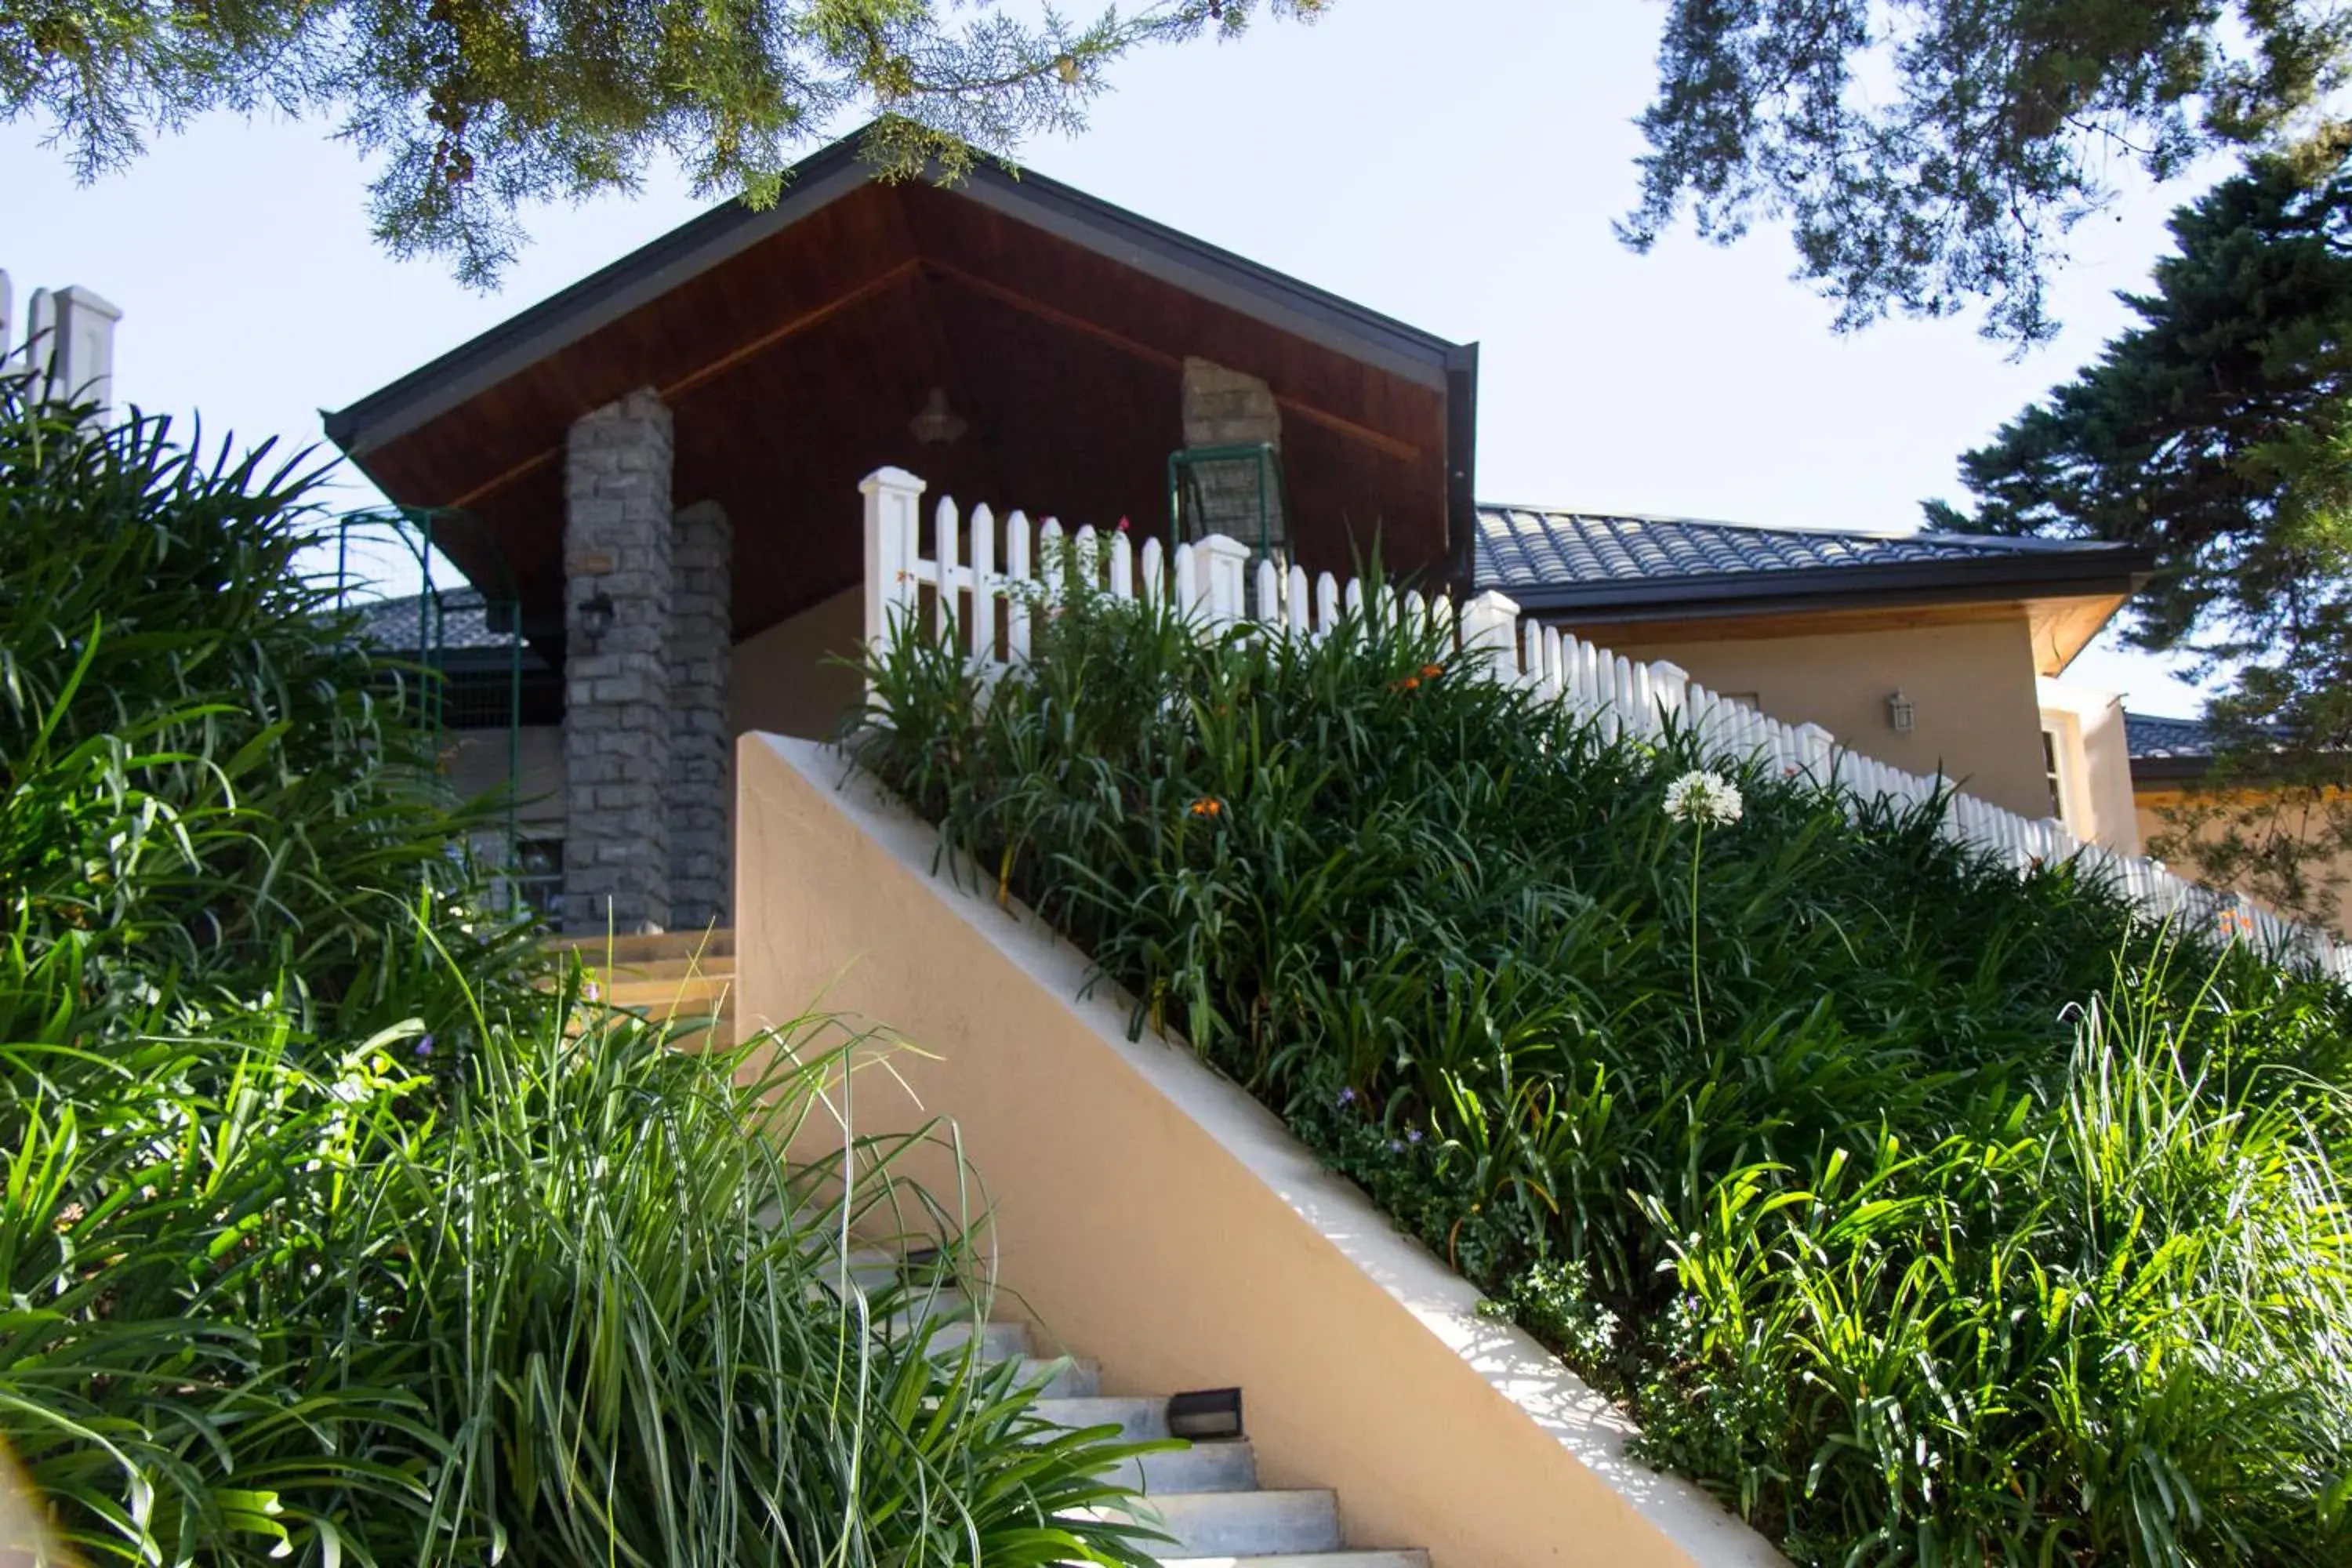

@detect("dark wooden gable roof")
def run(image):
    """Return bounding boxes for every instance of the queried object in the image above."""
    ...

[326,129,1479,647]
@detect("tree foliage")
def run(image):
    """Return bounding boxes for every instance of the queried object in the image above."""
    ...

[1929,140,2352,922]
[1623,0,2352,343]
[0,0,1320,285]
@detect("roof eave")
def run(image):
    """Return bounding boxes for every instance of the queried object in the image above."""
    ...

[324,126,1472,464]
[1486,550,2154,621]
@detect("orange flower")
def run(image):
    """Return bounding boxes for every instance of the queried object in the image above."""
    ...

[1187,797,1223,818]
[1403,676,1421,690]
[1421,662,1445,678]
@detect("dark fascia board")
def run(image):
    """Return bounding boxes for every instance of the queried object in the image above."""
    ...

[2132,755,2214,785]
[324,125,1469,461]
[1494,545,2156,621]
[1443,343,1480,593]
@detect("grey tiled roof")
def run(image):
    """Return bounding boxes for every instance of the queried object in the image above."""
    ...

[1472,506,2130,593]
[2124,712,2216,760]
[344,588,521,654]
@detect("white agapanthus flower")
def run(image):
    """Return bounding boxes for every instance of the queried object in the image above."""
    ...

[1664,769,1744,828]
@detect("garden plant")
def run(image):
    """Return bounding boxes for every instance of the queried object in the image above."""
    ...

[859,577,2352,1567]
[0,383,1161,1567]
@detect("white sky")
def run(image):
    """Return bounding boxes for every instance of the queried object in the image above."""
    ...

[1,0,2227,714]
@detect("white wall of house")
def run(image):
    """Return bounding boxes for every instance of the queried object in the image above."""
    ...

[2037,677,2141,855]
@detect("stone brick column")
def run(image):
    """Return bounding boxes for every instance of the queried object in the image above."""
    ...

[1181,356,1285,550]
[667,499,732,930]
[561,387,673,935]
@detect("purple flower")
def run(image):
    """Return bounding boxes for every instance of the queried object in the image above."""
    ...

[1335,1086,1357,1108]
[414,1034,436,1058]
[1406,1127,1424,1145]
[1385,1138,1405,1154]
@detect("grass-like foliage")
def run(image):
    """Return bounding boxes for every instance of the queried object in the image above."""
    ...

[0,385,1158,1567]
[858,580,2352,1566]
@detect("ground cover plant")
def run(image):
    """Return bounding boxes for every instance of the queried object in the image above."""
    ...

[859,581,2352,1567]
[0,383,1159,1566]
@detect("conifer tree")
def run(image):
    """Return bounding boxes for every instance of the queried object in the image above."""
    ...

[1930,136,2352,921]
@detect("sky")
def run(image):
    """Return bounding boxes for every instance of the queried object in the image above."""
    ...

[1,0,2230,713]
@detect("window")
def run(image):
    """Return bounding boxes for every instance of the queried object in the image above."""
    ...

[513,837,564,923]
[2042,727,2070,824]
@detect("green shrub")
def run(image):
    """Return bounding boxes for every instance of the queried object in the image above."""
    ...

[1,946,1162,1567]
[858,581,2352,1566]
[0,390,1159,1567]
[0,381,543,1047]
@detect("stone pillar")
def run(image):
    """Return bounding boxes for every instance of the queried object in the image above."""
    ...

[1180,357,1285,551]
[561,387,673,935]
[668,499,732,930]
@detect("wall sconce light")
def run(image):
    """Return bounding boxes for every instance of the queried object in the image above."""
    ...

[1166,1387,1245,1442]
[909,387,968,447]
[1886,688,1915,734]
[578,590,616,643]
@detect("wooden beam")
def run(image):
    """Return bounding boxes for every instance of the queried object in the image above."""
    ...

[923,260,1425,463]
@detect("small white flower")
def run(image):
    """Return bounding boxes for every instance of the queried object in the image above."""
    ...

[1664,769,1744,828]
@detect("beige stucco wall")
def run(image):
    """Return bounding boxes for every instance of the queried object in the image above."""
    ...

[735,732,1782,1568]
[731,586,865,744]
[2135,787,2352,942]
[1599,617,2053,819]
[435,589,865,850]
[2036,677,2140,855]
[441,724,565,826]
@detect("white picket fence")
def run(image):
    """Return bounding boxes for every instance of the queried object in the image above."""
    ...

[861,466,2352,980]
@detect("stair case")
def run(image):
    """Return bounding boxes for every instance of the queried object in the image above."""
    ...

[548,927,735,1045]
[847,1247,1429,1566]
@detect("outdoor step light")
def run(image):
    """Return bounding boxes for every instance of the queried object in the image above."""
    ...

[1166,1387,1245,1442]
[1886,688,1915,734]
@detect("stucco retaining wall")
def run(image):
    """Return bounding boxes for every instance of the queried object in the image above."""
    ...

[735,731,1783,1568]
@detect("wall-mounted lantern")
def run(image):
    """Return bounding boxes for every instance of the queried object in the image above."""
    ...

[1886,688,1915,734]
[909,387,968,447]
[578,590,616,644]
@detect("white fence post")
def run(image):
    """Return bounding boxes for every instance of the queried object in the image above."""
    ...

[1795,722,1836,786]
[1461,590,1523,682]
[1194,535,1251,630]
[861,466,927,684]
[1647,659,1690,730]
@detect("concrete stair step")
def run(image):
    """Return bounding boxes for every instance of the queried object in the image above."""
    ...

[548,929,734,964]
[599,973,733,1008]
[583,954,735,982]
[909,1316,1030,1362]
[1036,1396,1167,1441]
[1087,1490,1341,1557]
[1117,1440,1257,1495]
[1014,1355,1101,1397]
[1158,1555,1428,1568]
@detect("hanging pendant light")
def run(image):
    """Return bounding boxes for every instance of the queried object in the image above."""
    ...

[910,387,968,446]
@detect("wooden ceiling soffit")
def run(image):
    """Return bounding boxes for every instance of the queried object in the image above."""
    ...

[442,259,925,512]
[335,159,878,459]
[940,175,1453,390]
[2027,591,2129,677]
[924,261,1425,463]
